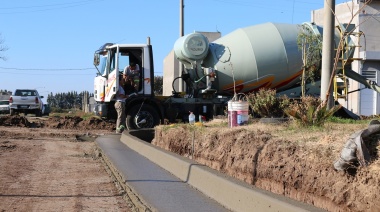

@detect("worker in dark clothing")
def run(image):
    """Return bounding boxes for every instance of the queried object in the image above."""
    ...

[123,62,140,90]
[122,73,137,95]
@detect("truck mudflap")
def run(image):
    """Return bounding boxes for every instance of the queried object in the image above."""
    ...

[94,103,109,118]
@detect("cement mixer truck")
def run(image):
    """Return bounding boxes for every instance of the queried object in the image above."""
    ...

[92,22,380,129]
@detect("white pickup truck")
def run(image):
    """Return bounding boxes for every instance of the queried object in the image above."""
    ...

[9,89,44,116]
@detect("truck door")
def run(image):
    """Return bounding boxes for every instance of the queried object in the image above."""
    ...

[118,48,143,94]
[104,47,120,102]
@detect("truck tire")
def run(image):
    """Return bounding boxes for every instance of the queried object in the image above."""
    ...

[126,104,160,129]
[10,109,15,116]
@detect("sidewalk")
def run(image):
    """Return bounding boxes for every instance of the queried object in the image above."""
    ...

[96,134,229,212]
[96,130,325,212]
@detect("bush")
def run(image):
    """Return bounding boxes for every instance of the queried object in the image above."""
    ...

[247,88,290,118]
[50,107,67,113]
[285,96,341,127]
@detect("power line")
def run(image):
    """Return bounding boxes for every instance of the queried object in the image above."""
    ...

[0,0,101,10]
[0,71,94,76]
[0,67,95,71]
[0,0,104,14]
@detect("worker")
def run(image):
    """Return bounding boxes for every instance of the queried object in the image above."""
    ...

[115,75,128,133]
[123,62,140,90]
[122,73,137,95]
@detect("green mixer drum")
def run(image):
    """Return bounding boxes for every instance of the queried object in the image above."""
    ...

[202,22,304,94]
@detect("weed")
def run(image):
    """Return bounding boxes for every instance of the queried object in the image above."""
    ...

[285,96,341,127]
[247,88,290,118]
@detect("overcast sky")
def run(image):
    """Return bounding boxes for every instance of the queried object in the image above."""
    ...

[0,0,348,95]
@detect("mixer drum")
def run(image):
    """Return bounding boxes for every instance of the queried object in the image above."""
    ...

[202,22,304,94]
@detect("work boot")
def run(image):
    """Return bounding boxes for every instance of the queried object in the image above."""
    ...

[116,125,125,133]
[119,125,125,132]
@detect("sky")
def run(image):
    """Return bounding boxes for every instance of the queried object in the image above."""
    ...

[0,0,349,95]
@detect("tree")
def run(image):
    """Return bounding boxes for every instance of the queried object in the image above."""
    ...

[154,75,163,95]
[287,1,374,127]
[325,0,373,101]
[297,24,322,97]
[0,33,9,61]
[46,91,93,110]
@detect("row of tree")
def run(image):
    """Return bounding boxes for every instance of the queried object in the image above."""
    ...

[46,91,92,110]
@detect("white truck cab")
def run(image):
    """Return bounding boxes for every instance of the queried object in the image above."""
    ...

[92,39,161,129]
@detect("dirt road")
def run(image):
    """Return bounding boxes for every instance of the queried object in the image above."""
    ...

[0,115,133,211]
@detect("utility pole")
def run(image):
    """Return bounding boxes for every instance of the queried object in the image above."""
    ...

[179,0,184,92]
[321,0,335,109]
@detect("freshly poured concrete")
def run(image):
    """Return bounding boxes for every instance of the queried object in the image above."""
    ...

[96,130,325,212]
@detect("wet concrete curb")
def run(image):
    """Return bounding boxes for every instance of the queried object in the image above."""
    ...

[120,129,325,212]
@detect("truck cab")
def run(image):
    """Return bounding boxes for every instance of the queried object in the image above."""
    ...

[92,36,231,129]
[93,40,162,129]
[93,43,153,101]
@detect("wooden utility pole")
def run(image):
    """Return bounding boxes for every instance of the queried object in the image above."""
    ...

[178,0,184,92]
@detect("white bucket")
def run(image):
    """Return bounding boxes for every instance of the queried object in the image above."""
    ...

[228,101,237,128]
[228,100,249,127]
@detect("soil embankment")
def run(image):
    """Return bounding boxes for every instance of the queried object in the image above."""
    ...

[152,121,380,212]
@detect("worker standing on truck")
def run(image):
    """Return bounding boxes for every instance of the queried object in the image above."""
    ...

[123,62,140,90]
[115,75,128,133]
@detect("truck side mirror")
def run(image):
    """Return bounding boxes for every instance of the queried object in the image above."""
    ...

[93,53,100,66]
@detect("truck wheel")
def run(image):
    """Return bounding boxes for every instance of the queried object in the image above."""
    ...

[126,104,160,129]
[10,109,14,116]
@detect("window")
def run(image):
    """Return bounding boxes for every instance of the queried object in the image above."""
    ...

[0,101,9,105]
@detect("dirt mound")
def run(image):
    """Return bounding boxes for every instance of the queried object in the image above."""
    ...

[0,115,115,131]
[152,122,380,212]
[0,115,40,127]
[45,116,114,131]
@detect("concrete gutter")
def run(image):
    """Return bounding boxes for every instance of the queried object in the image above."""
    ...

[120,129,325,212]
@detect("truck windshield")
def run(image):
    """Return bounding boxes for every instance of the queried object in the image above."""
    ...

[97,55,107,75]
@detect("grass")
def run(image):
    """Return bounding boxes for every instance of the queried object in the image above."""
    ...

[49,110,98,120]
[328,116,370,124]
[162,116,371,146]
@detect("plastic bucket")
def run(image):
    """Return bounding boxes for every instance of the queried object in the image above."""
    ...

[227,101,235,127]
[228,100,249,127]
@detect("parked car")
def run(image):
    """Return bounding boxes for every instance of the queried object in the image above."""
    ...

[9,89,44,116]
[0,100,10,114]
